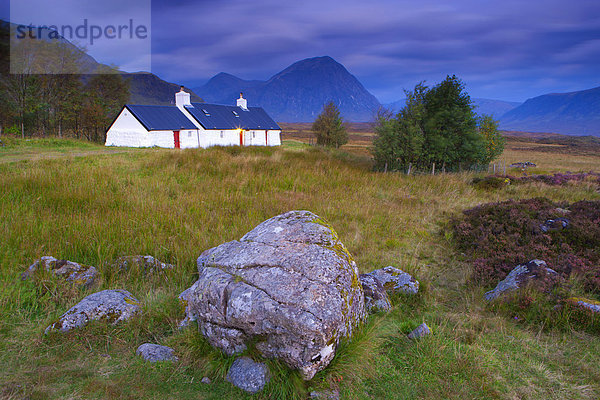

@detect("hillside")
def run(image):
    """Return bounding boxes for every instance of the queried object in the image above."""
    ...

[0,20,202,105]
[122,72,202,105]
[194,56,381,122]
[384,97,520,118]
[500,86,600,135]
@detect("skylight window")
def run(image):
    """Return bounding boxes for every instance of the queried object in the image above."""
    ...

[232,110,239,117]
[202,109,211,116]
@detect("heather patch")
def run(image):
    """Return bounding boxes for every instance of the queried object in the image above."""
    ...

[451,198,600,292]
[472,172,600,191]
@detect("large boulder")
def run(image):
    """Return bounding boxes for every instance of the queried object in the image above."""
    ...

[183,210,366,380]
[484,260,559,301]
[21,256,98,288]
[45,289,141,334]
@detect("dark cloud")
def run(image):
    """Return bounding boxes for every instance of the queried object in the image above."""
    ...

[119,0,600,101]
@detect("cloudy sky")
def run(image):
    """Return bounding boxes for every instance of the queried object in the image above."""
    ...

[4,0,600,103]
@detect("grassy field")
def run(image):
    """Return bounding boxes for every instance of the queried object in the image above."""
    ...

[1,134,600,399]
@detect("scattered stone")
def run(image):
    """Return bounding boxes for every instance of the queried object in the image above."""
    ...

[226,357,270,394]
[45,289,141,334]
[484,260,559,301]
[362,266,419,295]
[568,298,600,313]
[309,389,341,400]
[359,273,391,313]
[509,161,536,169]
[136,343,178,362]
[178,280,200,328]
[407,323,431,340]
[113,255,174,274]
[21,256,98,288]
[555,208,571,215]
[540,218,569,233]
[201,377,211,384]
[183,210,366,380]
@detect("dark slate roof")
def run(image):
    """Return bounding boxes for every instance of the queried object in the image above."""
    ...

[185,103,281,130]
[125,105,197,131]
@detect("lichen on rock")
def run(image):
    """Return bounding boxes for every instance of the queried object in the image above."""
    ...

[362,266,419,295]
[21,256,98,288]
[183,210,366,380]
[45,289,141,334]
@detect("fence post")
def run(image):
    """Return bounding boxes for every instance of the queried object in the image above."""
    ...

[384,163,388,173]
[432,163,435,175]
[407,163,412,175]
[493,163,496,174]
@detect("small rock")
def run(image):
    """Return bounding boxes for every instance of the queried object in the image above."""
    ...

[201,377,211,384]
[407,323,431,339]
[359,273,391,313]
[540,218,569,233]
[310,389,341,400]
[136,343,178,362]
[509,161,536,168]
[484,260,559,301]
[113,255,174,274]
[45,289,141,334]
[555,208,571,215]
[21,256,98,288]
[177,280,200,329]
[226,357,270,393]
[363,266,419,295]
[568,298,600,313]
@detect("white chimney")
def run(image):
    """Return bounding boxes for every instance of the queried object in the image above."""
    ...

[237,92,248,110]
[175,86,191,108]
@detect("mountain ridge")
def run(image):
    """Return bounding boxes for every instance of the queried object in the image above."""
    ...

[500,85,600,136]
[194,56,381,122]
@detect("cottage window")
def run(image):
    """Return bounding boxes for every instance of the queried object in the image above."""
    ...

[220,131,224,138]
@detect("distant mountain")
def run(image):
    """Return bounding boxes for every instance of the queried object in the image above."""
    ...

[500,86,600,136]
[384,97,520,118]
[194,56,381,122]
[197,72,263,103]
[472,98,521,118]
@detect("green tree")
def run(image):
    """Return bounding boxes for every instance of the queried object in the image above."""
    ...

[312,102,348,148]
[81,66,129,142]
[478,114,505,164]
[371,85,426,171]
[371,75,493,172]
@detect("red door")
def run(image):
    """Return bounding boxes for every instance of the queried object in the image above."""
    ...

[173,131,180,149]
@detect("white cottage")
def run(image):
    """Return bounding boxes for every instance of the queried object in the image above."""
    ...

[105,88,281,148]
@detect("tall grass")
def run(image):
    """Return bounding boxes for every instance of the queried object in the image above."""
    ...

[1,140,600,399]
